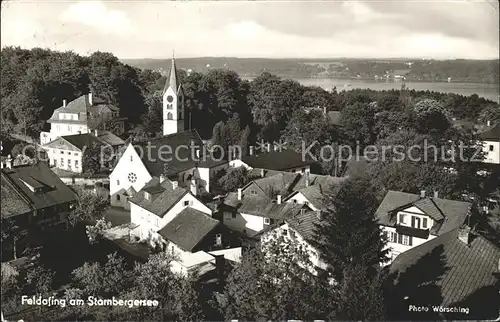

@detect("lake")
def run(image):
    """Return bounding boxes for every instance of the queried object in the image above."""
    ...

[243,77,500,103]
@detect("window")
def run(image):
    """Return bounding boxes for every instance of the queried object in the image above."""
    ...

[67,159,71,168]
[130,155,133,162]
[250,190,257,195]
[301,167,306,173]
[291,170,296,173]
[264,218,271,225]
[74,152,78,156]
[304,201,310,206]
[292,199,297,204]
[53,159,57,166]
[215,233,222,246]
[128,172,137,183]
[74,160,79,168]
[231,212,236,219]
[183,200,191,206]
[61,158,64,166]
[422,218,428,229]
[489,145,494,152]
[178,112,182,119]
[60,150,64,154]
[171,246,175,253]
[390,232,397,243]
[116,195,121,201]
[167,112,173,120]
[401,235,410,245]
[145,192,151,200]
[167,104,173,109]
[399,213,407,225]
[411,216,421,229]
[117,179,120,186]
[56,125,61,131]
[68,126,71,131]
[282,229,288,236]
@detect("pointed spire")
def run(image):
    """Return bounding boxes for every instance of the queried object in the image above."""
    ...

[163,53,179,95]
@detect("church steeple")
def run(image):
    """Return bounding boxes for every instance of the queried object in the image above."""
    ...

[162,54,185,136]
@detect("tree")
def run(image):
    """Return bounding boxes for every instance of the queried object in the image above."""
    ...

[68,187,109,226]
[81,142,106,175]
[340,102,378,146]
[225,233,336,320]
[26,266,55,296]
[315,176,389,282]
[85,218,112,244]
[478,104,500,125]
[217,167,251,193]
[413,99,451,135]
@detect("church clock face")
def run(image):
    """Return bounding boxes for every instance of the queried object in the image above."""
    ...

[166,95,174,103]
[128,172,137,183]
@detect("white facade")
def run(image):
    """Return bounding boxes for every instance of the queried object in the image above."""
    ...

[223,211,268,235]
[228,160,310,174]
[285,192,319,211]
[163,81,185,136]
[483,140,500,164]
[109,144,152,196]
[380,206,437,264]
[45,147,84,173]
[261,223,328,273]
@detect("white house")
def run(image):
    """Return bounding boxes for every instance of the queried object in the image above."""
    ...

[42,133,111,173]
[109,57,227,208]
[40,93,123,145]
[260,209,329,274]
[479,125,500,164]
[376,190,472,263]
[128,176,235,276]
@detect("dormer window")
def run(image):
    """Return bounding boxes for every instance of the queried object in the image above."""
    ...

[399,213,407,225]
[144,192,151,200]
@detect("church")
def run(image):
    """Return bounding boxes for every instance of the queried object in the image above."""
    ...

[109,57,228,209]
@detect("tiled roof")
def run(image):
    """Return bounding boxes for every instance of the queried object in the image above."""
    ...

[252,172,301,197]
[390,229,500,307]
[293,183,341,210]
[286,210,322,242]
[1,162,77,218]
[241,150,315,171]
[479,125,500,141]
[376,191,471,236]
[224,192,303,220]
[157,207,219,252]
[47,94,117,124]
[133,130,226,177]
[96,131,125,146]
[128,177,188,218]
[248,169,345,192]
[62,133,107,151]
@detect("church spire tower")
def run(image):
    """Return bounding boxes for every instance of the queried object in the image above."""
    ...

[163,54,185,136]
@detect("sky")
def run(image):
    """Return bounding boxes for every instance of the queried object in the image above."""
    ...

[1,0,499,60]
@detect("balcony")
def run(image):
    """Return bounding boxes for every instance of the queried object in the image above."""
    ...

[395,224,430,239]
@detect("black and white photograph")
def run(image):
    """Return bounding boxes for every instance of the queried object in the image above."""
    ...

[1,0,499,321]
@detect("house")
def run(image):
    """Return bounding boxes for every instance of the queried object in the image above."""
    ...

[387,227,500,320]
[478,124,500,164]
[229,148,315,174]
[376,190,472,263]
[41,132,111,173]
[40,93,125,145]
[1,162,77,261]
[109,56,228,208]
[260,209,329,273]
[128,176,235,276]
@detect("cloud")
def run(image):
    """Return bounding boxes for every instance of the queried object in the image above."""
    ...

[59,1,133,35]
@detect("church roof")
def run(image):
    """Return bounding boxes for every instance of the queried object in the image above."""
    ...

[163,58,182,95]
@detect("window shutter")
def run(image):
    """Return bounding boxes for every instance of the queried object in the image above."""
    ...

[411,216,415,228]
[398,233,402,244]
[409,236,413,246]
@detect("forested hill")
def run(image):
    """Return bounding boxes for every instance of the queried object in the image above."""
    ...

[122,57,500,83]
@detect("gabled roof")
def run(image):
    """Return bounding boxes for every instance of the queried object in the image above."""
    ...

[1,162,77,218]
[95,131,125,146]
[376,191,471,236]
[47,94,118,124]
[157,207,219,252]
[290,183,342,210]
[390,229,500,308]
[62,133,107,151]
[285,210,322,243]
[479,125,500,141]
[133,130,226,177]
[128,177,188,218]
[251,172,301,197]
[240,150,315,171]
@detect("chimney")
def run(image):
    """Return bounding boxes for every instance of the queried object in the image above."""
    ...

[172,181,178,190]
[277,195,282,204]
[458,226,471,245]
[237,188,242,201]
[274,144,278,152]
[266,143,270,152]
[316,210,323,221]
[5,154,12,169]
[323,106,327,115]
[249,146,254,156]
[487,120,491,127]
[305,172,310,187]
[160,175,166,183]
[88,92,93,105]
[94,129,98,137]
[260,169,265,177]
[190,179,197,196]
[63,99,67,107]
[420,190,426,198]
[433,191,439,198]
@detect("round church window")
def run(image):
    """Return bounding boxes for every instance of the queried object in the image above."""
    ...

[128,172,137,183]
[167,95,174,103]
